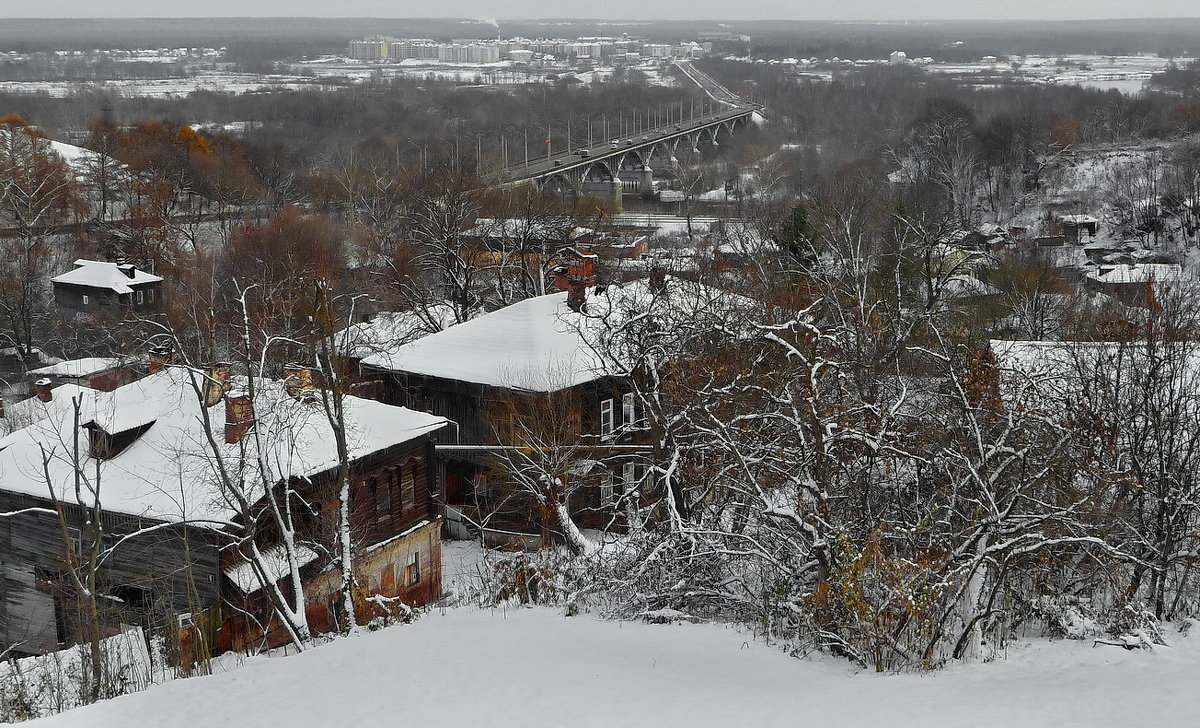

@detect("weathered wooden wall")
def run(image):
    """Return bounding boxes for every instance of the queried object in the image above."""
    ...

[0,490,222,657]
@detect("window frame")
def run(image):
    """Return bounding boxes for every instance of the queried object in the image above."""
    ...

[600,472,615,506]
[600,398,614,439]
[406,550,421,586]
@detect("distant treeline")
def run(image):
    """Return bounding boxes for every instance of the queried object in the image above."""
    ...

[1151,59,1200,97]
[3,18,1200,62]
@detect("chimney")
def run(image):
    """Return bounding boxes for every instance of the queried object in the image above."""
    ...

[35,378,53,402]
[0,393,5,419]
[224,391,255,445]
[148,345,174,374]
[565,251,597,313]
[649,266,667,294]
[284,363,314,398]
[204,363,231,408]
[117,263,137,279]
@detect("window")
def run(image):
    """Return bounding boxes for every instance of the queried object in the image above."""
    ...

[81,294,89,306]
[600,472,615,506]
[136,290,144,305]
[401,464,415,507]
[600,398,614,439]
[406,551,421,586]
[622,392,636,429]
[623,462,646,497]
[374,477,391,519]
[67,527,83,560]
[147,289,155,303]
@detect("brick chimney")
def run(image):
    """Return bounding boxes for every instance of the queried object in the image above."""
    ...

[284,363,314,399]
[224,391,255,445]
[204,363,231,408]
[149,345,174,374]
[35,378,53,403]
[565,251,597,313]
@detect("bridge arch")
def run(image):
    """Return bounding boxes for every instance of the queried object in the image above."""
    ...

[617,150,647,172]
[583,160,616,182]
[538,173,578,202]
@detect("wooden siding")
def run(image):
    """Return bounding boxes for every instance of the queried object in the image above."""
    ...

[52,280,163,313]
[219,437,444,651]
[0,490,222,657]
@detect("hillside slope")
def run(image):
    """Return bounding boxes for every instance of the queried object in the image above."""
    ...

[31,607,1200,728]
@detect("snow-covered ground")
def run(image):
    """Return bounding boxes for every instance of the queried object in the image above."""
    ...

[0,72,319,98]
[26,605,1200,727]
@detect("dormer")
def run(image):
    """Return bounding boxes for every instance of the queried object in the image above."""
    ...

[83,418,156,460]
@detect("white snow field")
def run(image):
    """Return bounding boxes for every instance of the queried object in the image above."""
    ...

[28,607,1200,728]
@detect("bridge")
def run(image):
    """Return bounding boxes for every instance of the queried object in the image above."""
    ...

[491,62,762,209]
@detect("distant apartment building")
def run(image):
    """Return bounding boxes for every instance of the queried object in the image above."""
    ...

[437,43,500,63]
[388,40,440,60]
[348,35,708,65]
[348,40,389,60]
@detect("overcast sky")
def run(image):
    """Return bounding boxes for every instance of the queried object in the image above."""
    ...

[8,1,1200,20]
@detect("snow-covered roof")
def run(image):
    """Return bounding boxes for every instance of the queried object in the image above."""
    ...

[223,543,320,593]
[1091,263,1184,285]
[461,218,590,241]
[0,369,448,522]
[333,306,457,361]
[29,357,123,378]
[361,277,748,392]
[1058,214,1100,225]
[51,259,163,294]
[942,274,1002,299]
[362,290,603,391]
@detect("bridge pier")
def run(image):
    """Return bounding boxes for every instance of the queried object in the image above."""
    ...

[582,177,624,212]
[638,167,655,200]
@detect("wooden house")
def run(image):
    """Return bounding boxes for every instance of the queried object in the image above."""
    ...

[51,259,163,313]
[27,357,137,393]
[0,364,448,659]
[358,261,739,547]
[218,372,448,650]
[1084,263,1185,306]
[0,374,225,659]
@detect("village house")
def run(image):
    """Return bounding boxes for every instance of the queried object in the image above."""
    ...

[0,359,447,659]
[27,357,138,393]
[219,366,448,651]
[0,369,225,659]
[50,259,164,313]
[357,258,740,547]
[1051,213,1101,244]
[1084,262,1185,305]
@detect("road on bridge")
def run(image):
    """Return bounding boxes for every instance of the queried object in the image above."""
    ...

[493,62,761,185]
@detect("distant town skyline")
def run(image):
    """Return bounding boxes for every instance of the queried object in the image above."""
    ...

[9,1,1200,20]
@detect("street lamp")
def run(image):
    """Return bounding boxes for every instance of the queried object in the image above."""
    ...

[404,139,427,171]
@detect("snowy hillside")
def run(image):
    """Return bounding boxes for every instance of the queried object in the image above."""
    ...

[29,607,1200,728]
